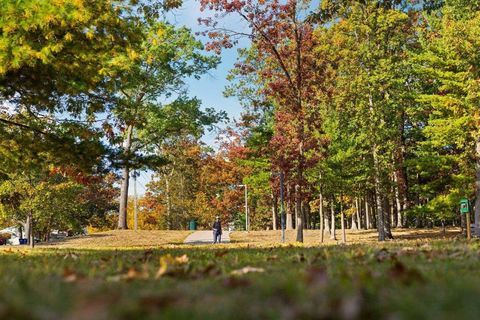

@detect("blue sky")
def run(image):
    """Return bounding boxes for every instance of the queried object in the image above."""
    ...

[166,1,249,146]
[132,1,248,194]
[132,0,321,194]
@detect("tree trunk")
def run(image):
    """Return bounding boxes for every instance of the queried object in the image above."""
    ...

[365,196,371,229]
[356,197,362,230]
[394,173,404,228]
[373,144,386,241]
[319,191,324,243]
[330,197,337,240]
[272,192,278,231]
[118,124,134,229]
[394,114,408,227]
[385,197,394,239]
[340,197,346,244]
[304,202,311,230]
[166,175,172,230]
[28,213,34,248]
[295,184,303,242]
[25,214,32,247]
[324,198,331,234]
[294,196,298,229]
[351,198,358,230]
[475,137,480,237]
[286,185,293,230]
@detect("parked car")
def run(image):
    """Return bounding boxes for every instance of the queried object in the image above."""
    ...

[0,226,22,245]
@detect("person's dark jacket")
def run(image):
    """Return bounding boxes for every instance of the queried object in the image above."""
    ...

[213,221,222,235]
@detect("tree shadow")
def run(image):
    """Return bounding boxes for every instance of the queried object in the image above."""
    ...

[38,233,110,246]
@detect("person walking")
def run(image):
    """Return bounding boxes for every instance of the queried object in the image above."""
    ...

[212,216,222,244]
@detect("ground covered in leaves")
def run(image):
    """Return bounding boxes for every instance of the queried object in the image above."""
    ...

[1,237,480,319]
[231,228,459,245]
[40,230,192,249]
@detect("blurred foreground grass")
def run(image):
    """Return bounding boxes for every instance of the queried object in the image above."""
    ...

[1,234,479,319]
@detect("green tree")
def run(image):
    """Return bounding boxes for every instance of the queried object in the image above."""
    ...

[412,0,480,229]
[108,21,222,228]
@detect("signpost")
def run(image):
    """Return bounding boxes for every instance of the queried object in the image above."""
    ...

[460,198,471,240]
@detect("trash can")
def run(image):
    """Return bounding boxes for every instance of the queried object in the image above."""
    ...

[189,220,197,230]
[19,239,28,245]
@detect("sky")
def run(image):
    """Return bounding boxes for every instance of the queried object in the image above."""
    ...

[131,1,249,194]
[166,1,250,145]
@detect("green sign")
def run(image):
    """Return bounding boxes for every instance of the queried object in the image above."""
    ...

[460,198,470,214]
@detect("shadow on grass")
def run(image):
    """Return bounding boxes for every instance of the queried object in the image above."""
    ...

[38,233,110,246]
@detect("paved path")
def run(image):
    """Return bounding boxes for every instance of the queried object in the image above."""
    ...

[184,230,230,244]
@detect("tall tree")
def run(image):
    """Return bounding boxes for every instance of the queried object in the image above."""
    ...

[104,20,222,229]
[200,0,324,241]
[412,0,480,231]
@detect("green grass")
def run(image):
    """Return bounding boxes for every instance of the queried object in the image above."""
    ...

[1,239,480,319]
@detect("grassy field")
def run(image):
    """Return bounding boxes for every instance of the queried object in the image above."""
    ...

[230,227,460,246]
[39,230,192,249]
[1,229,479,319]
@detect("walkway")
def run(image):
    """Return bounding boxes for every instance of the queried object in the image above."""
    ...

[184,230,230,244]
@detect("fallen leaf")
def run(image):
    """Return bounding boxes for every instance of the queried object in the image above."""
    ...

[375,248,391,262]
[305,266,328,287]
[155,254,189,279]
[141,249,154,262]
[62,268,78,282]
[388,260,424,285]
[231,266,265,276]
[107,267,149,282]
[215,250,229,258]
[266,255,278,261]
[62,268,83,283]
[293,253,306,263]
[175,254,189,264]
[63,252,79,261]
[155,257,169,279]
[192,263,221,279]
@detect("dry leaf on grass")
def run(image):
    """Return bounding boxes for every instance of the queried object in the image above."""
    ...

[375,248,391,262]
[215,250,229,258]
[266,255,278,261]
[230,266,265,276]
[63,252,79,261]
[175,254,189,264]
[155,254,189,279]
[62,268,84,283]
[388,260,424,285]
[107,267,149,282]
[305,266,328,287]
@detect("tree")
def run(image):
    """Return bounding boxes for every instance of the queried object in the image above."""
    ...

[412,0,480,231]
[108,20,222,229]
[311,0,419,240]
[200,0,324,241]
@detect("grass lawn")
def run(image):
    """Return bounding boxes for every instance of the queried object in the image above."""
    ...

[230,227,460,246]
[1,229,479,319]
[39,230,192,249]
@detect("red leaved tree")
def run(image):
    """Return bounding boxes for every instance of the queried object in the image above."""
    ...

[199,0,323,241]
